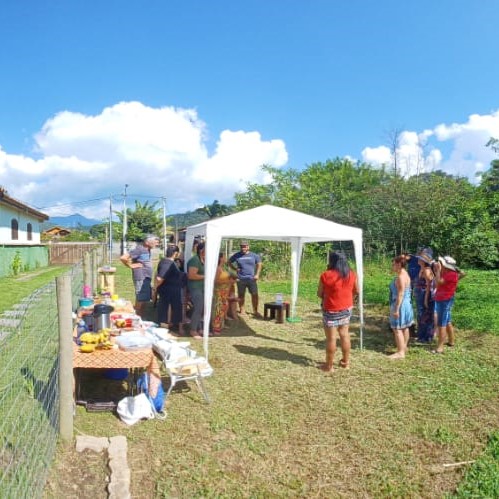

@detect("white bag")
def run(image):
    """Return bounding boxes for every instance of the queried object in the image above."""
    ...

[117,393,155,425]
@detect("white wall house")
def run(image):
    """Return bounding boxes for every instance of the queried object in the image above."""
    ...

[0,187,48,245]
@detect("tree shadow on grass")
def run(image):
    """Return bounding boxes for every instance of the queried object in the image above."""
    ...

[233,344,316,367]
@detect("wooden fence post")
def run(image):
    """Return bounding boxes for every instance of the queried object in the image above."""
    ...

[83,251,91,294]
[57,274,74,441]
[90,250,97,294]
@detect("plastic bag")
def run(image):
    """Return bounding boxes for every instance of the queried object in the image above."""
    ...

[116,393,154,425]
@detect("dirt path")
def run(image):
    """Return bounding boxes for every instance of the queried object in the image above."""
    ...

[14,267,63,281]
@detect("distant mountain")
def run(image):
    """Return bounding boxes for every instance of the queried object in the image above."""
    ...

[44,213,102,229]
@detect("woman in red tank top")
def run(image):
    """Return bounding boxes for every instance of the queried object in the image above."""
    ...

[317,252,359,372]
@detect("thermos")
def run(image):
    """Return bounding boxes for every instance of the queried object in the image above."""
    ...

[93,304,114,331]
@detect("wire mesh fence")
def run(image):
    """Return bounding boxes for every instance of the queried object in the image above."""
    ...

[0,261,86,498]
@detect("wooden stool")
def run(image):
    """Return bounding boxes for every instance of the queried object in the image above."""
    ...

[98,267,116,295]
[263,302,290,324]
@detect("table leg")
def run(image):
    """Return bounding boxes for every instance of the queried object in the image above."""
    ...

[276,307,284,323]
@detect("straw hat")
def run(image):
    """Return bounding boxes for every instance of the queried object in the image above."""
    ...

[438,255,458,271]
[416,248,433,265]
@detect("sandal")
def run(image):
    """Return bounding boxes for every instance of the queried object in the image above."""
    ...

[430,350,444,354]
[339,359,350,369]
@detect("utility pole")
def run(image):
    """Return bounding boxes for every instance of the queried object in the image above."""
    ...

[122,184,129,254]
[108,195,113,264]
[162,197,167,252]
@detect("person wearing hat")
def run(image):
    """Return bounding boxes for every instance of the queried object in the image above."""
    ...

[413,249,436,343]
[120,234,159,317]
[229,240,263,317]
[432,255,465,353]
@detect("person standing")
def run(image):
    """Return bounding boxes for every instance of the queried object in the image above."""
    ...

[414,250,436,343]
[211,253,237,334]
[187,242,205,339]
[229,240,262,317]
[432,256,465,354]
[153,245,183,333]
[317,252,358,372]
[119,234,159,317]
[388,255,415,359]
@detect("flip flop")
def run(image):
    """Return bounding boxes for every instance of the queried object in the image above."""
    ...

[339,359,350,369]
[430,350,444,354]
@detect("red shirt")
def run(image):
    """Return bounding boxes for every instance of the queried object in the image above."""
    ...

[435,270,459,301]
[320,269,357,312]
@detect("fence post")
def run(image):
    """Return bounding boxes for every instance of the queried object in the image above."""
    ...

[57,274,74,441]
[91,250,98,295]
[83,251,91,294]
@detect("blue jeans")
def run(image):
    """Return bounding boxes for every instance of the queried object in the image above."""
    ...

[435,297,454,327]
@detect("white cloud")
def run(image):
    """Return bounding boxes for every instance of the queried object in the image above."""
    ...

[1,101,288,218]
[361,145,391,165]
[361,110,499,180]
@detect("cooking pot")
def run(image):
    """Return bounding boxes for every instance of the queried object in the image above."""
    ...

[93,304,114,331]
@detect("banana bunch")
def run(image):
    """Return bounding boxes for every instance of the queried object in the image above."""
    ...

[115,318,127,328]
[79,329,113,352]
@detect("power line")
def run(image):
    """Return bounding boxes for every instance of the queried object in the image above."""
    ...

[38,193,168,210]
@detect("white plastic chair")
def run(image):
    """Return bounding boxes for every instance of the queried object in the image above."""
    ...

[152,337,213,403]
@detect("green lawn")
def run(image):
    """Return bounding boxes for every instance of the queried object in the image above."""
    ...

[3,260,497,497]
[46,260,498,497]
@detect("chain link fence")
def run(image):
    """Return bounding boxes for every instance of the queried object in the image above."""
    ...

[0,247,103,497]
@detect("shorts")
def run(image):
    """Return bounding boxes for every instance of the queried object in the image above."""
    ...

[435,297,454,327]
[237,279,258,296]
[134,277,152,302]
[322,308,352,328]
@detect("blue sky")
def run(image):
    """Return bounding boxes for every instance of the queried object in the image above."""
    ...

[1,0,498,220]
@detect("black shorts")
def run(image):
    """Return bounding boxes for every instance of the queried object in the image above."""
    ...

[237,279,258,296]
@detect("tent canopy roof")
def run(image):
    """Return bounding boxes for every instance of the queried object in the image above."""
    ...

[186,204,362,243]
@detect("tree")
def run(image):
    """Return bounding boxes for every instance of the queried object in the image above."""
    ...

[114,200,163,242]
[195,200,233,219]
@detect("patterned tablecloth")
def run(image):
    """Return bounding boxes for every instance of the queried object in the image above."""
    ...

[73,343,158,370]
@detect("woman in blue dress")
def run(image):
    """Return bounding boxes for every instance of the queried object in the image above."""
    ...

[388,255,415,359]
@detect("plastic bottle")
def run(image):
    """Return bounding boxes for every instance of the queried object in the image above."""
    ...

[76,319,88,345]
[83,285,92,298]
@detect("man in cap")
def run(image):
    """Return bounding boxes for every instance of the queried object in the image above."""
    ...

[120,234,159,317]
[229,240,263,317]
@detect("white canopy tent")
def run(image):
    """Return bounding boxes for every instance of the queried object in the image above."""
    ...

[184,205,364,358]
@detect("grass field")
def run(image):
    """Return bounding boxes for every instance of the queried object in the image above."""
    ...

[4,259,497,497]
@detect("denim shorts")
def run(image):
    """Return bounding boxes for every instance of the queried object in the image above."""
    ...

[435,297,454,327]
[134,277,152,302]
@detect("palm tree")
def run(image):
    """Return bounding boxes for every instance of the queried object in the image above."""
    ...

[195,200,233,219]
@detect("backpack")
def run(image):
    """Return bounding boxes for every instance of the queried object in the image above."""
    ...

[137,371,167,420]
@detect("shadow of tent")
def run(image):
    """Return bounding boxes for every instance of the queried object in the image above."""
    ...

[233,344,315,367]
